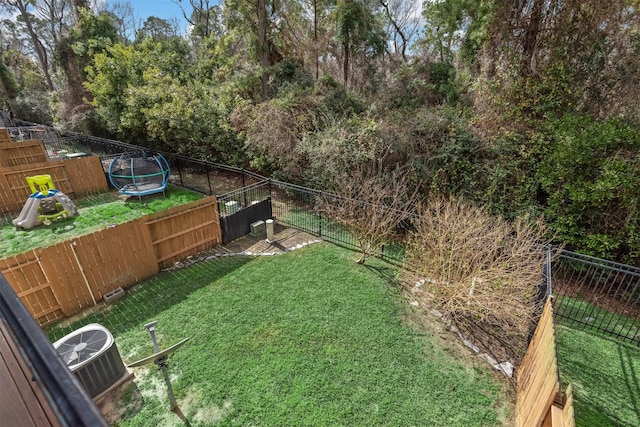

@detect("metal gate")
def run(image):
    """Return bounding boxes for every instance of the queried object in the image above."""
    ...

[218,181,272,244]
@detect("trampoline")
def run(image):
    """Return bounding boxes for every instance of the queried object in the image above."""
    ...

[107,153,171,197]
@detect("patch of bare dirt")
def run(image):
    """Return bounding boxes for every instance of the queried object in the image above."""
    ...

[95,375,142,425]
[181,388,233,424]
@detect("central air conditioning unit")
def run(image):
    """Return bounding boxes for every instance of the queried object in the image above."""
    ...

[53,323,127,398]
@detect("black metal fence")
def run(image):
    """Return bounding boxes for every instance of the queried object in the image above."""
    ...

[270,179,407,266]
[217,180,273,244]
[217,180,272,216]
[552,250,640,345]
[5,125,267,196]
[8,123,640,344]
[216,178,407,264]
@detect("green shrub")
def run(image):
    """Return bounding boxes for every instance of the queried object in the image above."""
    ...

[314,77,364,118]
[538,114,640,262]
[381,61,458,110]
[269,58,313,97]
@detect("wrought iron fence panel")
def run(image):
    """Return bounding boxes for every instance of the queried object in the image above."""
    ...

[270,180,406,266]
[217,180,273,243]
[217,180,272,217]
[552,250,640,344]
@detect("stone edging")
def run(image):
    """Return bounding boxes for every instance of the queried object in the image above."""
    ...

[409,280,515,378]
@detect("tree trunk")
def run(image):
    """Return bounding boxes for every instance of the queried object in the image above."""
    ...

[13,0,54,91]
[60,44,87,110]
[258,0,270,101]
[520,0,543,76]
[343,41,349,85]
[380,0,408,62]
[313,0,319,80]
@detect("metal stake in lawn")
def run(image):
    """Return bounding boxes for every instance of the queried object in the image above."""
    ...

[127,321,190,416]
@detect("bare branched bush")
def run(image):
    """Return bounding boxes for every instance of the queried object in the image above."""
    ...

[317,166,417,264]
[233,97,318,181]
[406,197,557,363]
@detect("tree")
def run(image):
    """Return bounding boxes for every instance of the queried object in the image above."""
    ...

[1,0,54,90]
[85,38,189,139]
[55,7,118,120]
[537,115,640,263]
[308,0,323,79]
[420,0,489,64]
[102,0,138,42]
[177,0,223,40]
[0,46,19,99]
[0,31,52,122]
[421,1,640,121]
[33,0,74,58]
[334,0,385,86]
[316,166,416,264]
[136,16,179,42]
[379,0,420,62]
[221,0,289,101]
[257,0,268,99]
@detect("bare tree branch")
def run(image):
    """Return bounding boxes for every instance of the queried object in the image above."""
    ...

[317,165,417,264]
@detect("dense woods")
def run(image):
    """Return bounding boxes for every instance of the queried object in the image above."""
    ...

[1,0,640,264]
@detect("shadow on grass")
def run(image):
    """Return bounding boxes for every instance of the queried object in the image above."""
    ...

[45,255,254,342]
[364,262,399,287]
[48,217,78,234]
[1,215,78,233]
[557,323,640,427]
[619,344,640,426]
[122,192,165,207]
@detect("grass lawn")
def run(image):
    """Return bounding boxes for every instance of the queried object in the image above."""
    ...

[556,323,640,427]
[1,186,203,257]
[47,244,512,426]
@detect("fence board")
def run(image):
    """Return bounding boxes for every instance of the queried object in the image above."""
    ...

[0,140,47,167]
[146,196,221,268]
[2,161,72,195]
[0,128,10,143]
[0,161,72,213]
[0,168,19,214]
[562,385,575,427]
[3,196,220,324]
[0,155,106,214]
[64,156,108,196]
[0,252,64,325]
[517,299,560,427]
[516,298,575,427]
[39,244,93,316]
[37,220,158,318]
[72,220,158,302]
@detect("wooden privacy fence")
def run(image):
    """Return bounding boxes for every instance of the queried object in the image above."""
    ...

[0,155,108,214]
[0,128,10,143]
[145,197,223,269]
[0,140,47,167]
[0,196,222,325]
[516,297,574,427]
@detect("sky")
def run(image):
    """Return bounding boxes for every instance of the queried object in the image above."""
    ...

[107,0,193,35]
